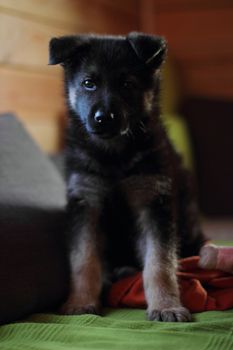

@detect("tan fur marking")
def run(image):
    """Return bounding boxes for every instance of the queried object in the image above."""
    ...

[61,209,103,314]
[143,234,180,310]
[68,85,77,110]
[137,210,181,312]
[144,91,154,113]
[121,175,172,208]
[69,237,102,306]
[67,173,108,207]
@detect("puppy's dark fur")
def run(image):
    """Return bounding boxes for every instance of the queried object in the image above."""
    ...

[49,32,206,322]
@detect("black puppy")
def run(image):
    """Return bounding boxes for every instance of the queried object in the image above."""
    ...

[49,32,206,322]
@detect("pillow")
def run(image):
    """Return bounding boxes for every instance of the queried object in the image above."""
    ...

[163,113,194,170]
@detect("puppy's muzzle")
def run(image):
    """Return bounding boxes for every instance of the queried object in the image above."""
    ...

[88,108,122,139]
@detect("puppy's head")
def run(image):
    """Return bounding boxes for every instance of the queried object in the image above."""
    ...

[49,32,167,142]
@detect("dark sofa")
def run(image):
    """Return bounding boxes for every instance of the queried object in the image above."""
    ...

[0,114,68,324]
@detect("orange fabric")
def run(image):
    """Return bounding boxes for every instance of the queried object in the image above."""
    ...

[107,256,233,312]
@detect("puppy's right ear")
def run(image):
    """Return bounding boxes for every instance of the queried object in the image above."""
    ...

[48,35,86,65]
[127,32,167,69]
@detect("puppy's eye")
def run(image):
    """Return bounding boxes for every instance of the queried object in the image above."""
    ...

[82,79,97,91]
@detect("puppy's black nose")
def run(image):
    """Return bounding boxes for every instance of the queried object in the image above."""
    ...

[94,110,115,124]
[89,108,121,138]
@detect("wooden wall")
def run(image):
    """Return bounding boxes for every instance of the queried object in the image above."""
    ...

[0,0,139,152]
[1,0,232,153]
[140,0,233,100]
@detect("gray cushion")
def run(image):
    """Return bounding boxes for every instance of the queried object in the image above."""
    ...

[0,114,68,324]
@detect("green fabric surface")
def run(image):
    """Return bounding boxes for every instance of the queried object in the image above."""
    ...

[0,309,233,350]
[1,240,232,349]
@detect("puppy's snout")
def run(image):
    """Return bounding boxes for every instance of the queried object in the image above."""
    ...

[89,108,122,138]
[94,110,115,124]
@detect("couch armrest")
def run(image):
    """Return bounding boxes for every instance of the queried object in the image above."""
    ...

[0,114,68,324]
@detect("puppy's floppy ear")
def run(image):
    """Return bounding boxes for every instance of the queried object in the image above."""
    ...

[127,32,167,69]
[48,35,87,65]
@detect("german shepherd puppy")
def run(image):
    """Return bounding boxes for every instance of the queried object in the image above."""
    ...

[49,32,206,322]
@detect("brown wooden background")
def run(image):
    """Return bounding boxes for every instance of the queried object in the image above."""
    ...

[0,0,139,152]
[0,0,232,153]
[140,0,233,100]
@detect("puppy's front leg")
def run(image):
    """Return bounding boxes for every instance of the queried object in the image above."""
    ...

[61,205,103,315]
[138,209,191,322]
[61,174,106,315]
[123,174,191,322]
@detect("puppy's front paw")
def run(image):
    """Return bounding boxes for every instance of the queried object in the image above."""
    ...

[60,297,101,316]
[147,306,192,322]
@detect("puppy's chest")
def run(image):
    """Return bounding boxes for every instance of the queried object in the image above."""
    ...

[101,187,138,267]
[68,149,172,210]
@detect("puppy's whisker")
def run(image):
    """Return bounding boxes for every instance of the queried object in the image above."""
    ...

[139,121,147,133]
[125,127,134,139]
[122,111,128,121]
[129,129,134,137]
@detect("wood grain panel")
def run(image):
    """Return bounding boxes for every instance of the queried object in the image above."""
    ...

[0,13,72,69]
[156,9,233,63]
[0,0,85,27]
[154,0,233,12]
[182,62,233,99]
[0,0,139,152]
[96,0,138,16]
[0,66,66,151]
[139,0,232,32]
[0,7,138,69]
[139,1,233,99]
[139,0,158,33]
[0,66,65,120]
[0,0,138,33]
[0,66,65,118]
[68,1,138,34]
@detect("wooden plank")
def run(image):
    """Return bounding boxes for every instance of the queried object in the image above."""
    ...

[0,66,66,152]
[156,9,233,63]
[0,0,138,152]
[154,0,233,12]
[139,1,233,100]
[97,0,138,16]
[182,62,233,99]
[0,12,73,69]
[0,0,138,33]
[0,66,65,123]
[0,8,138,69]
[0,0,138,26]
[0,0,83,27]
[139,0,158,33]
[65,1,138,34]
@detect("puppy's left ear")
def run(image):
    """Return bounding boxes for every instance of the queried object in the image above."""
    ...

[48,35,87,65]
[127,32,167,69]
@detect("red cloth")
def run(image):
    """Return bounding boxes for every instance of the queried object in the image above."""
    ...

[107,257,233,312]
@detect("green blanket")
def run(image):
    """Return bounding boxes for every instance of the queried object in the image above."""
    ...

[1,240,233,350]
[0,308,233,350]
